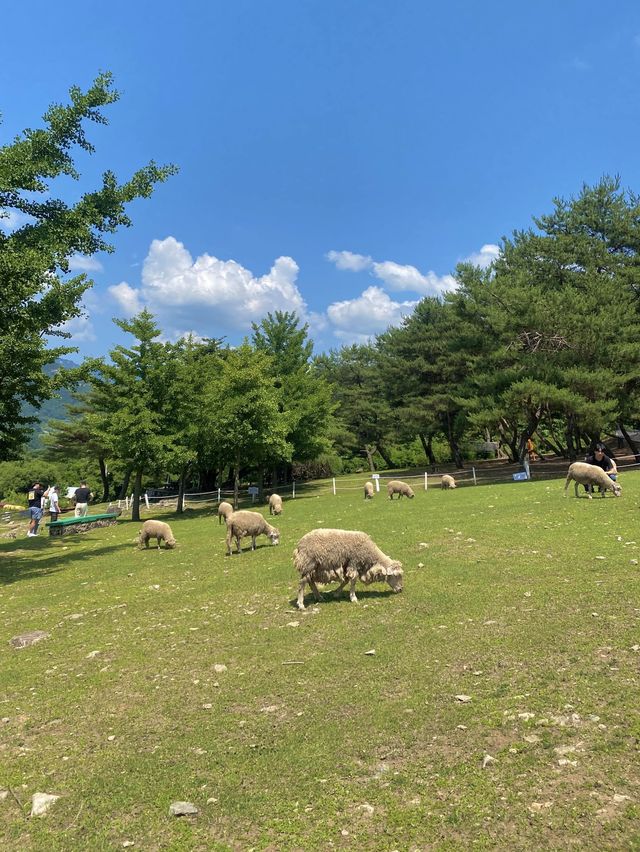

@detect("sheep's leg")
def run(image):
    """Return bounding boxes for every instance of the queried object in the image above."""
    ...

[349,577,359,604]
[226,528,233,556]
[308,578,323,602]
[251,535,257,550]
[156,536,162,550]
[236,535,243,554]
[297,578,307,610]
[331,577,349,598]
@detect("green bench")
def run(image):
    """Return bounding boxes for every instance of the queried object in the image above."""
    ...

[47,513,119,537]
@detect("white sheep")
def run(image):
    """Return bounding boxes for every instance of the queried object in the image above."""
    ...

[364,481,374,499]
[387,480,415,500]
[268,493,283,515]
[441,474,457,490]
[293,528,404,609]
[226,510,280,555]
[138,519,176,549]
[217,501,234,525]
[564,462,622,499]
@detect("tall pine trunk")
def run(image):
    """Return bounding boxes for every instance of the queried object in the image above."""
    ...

[118,467,132,500]
[364,444,377,472]
[98,456,109,503]
[419,433,436,466]
[131,469,143,522]
[233,452,240,510]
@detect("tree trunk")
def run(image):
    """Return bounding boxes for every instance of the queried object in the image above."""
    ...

[233,452,240,510]
[364,444,377,472]
[118,467,132,500]
[377,445,393,469]
[444,411,464,469]
[131,469,143,522]
[618,421,640,461]
[419,432,437,466]
[498,418,519,462]
[565,414,577,462]
[98,456,109,503]
[257,467,264,501]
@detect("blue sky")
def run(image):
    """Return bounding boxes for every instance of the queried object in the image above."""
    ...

[3,0,640,357]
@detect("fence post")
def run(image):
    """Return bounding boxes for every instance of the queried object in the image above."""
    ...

[292,480,296,499]
[217,487,221,502]
[332,477,336,496]
[144,492,150,510]
[472,467,477,485]
[424,472,428,491]
[181,494,186,511]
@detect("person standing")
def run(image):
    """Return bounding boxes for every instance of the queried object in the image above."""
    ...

[48,486,60,522]
[27,482,44,537]
[74,482,93,517]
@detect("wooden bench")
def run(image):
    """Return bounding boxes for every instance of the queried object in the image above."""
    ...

[47,513,120,537]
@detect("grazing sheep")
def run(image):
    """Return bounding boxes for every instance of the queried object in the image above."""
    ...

[226,510,280,555]
[293,528,404,609]
[387,480,415,500]
[268,493,283,516]
[138,519,176,549]
[564,462,622,499]
[441,474,457,490]
[364,481,374,499]
[217,501,234,525]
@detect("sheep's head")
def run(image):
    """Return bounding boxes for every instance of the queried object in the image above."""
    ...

[385,560,404,592]
[165,538,177,549]
[611,482,622,497]
[406,489,415,499]
[269,527,280,545]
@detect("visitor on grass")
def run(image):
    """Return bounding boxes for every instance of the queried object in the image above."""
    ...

[585,443,618,493]
[48,486,60,522]
[27,482,44,537]
[73,481,93,517]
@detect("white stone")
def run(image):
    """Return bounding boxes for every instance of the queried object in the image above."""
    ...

[169,801,198,816]
[31,792,60,816]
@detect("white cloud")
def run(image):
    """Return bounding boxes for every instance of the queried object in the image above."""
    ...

[108,237,308,336]
[326,248,457,296]
[325,250,372,271]
[462,243,500,269]
[68,254,103,273]
[108,281,143,316]
[0,210,32,232]
[56,315,96,343]
[371,260,457,295]
[326,286,418,343]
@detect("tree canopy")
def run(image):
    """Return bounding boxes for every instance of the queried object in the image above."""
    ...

[0,72,177,460]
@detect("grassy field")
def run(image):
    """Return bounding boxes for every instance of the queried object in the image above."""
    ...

[1,473,640,850]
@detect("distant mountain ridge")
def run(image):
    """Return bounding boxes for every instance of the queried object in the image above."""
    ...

[23,359,89,449]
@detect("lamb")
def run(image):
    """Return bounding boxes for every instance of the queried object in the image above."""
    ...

[268,493,283,516]
[226,510,280,555]
[364,481,374,499]
[217,501,234,525]
[138,519,176,549]
[293,528,404,609]
[564,462,622,499]
[441,474,457,490]
[387,480,415,500]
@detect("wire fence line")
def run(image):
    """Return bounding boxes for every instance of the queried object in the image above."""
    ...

[111,452,639,510]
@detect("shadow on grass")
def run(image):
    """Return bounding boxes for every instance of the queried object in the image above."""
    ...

[293,587,402,609]
[0,538,134,586]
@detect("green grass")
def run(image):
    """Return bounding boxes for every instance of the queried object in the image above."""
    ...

[1,475,640,850]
